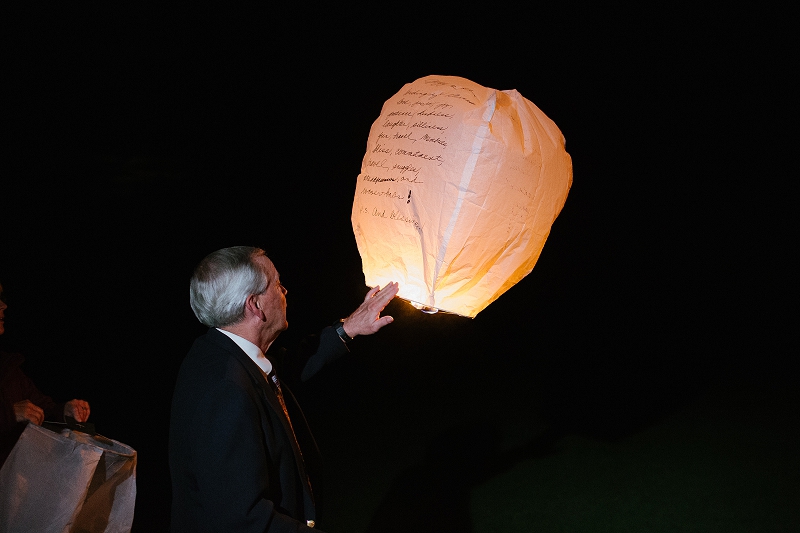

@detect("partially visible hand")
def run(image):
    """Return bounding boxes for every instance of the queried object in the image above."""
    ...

[342,282,399,338]
[64,399,91,423]
[13,400,44,425]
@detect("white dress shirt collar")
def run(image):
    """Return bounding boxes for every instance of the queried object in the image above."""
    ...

[217,328,273,375]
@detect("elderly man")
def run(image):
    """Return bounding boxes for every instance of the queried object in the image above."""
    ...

[169,246,398,532]
[0,283,91,469]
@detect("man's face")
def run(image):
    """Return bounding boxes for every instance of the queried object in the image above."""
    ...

[254,256,288,338]
[0,284,6,336]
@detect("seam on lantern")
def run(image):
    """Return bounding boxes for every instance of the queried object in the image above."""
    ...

[429,91,497,306]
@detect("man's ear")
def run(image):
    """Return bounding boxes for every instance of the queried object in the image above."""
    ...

[244,294,263,318]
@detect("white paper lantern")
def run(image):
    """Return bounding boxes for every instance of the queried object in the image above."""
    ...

[352,75,572,317]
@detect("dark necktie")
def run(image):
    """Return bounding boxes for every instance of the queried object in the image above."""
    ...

[267,369,316,524]
[268,371,292,425]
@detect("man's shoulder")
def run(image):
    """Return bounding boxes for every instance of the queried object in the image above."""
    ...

[184,329,239,366]
[0,350,24,377]
[189,327,232,351]
[178,329,255,383]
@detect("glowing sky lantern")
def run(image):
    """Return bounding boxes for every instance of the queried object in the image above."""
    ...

[352,75,572,317]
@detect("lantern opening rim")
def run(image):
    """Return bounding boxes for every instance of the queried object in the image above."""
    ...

[393,296,473,317]
[400,297,472,317]
[407,299,439,314]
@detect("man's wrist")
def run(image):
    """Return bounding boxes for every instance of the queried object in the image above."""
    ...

[333,319,353,343]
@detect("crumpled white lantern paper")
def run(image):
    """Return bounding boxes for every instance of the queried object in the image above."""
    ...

[352,75,572,317]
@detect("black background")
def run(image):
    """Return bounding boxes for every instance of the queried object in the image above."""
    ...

[3,4,794,531]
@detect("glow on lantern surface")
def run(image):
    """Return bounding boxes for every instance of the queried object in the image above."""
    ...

[352,75,572,317]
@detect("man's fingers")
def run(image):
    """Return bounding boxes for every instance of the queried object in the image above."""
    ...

[14,400,44,424]
[345,282,399,337]
[27,405,44,425]
[373,315,394,331]
[366,282,399,303]
[66,400,91,422]
[370,282,399,305]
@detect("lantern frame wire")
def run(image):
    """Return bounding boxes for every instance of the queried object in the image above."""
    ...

[408,299,440,314]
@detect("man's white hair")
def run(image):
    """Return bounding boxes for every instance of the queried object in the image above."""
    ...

[189,246,268,328]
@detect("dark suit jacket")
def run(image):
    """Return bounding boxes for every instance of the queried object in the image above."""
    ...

[169,327,347,532]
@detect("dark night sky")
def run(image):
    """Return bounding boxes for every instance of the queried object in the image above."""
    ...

[3,4,794,530]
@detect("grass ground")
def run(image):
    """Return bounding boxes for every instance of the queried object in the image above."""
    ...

[316,362,798,532]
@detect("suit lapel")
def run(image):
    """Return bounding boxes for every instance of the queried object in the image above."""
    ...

[205,329,317,517]
[205,329,285,416]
